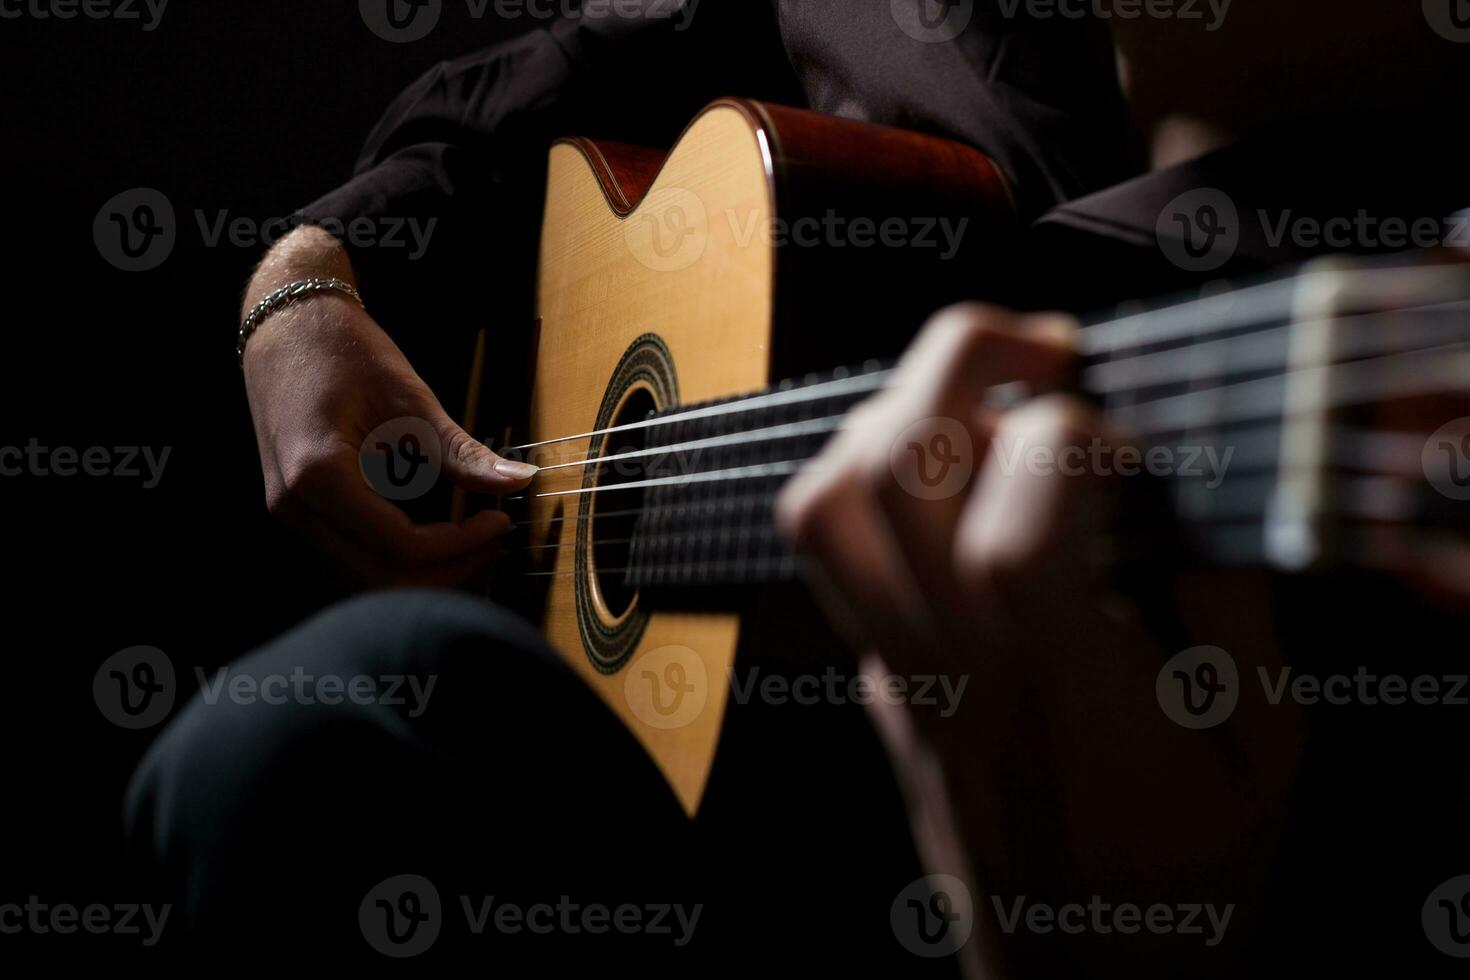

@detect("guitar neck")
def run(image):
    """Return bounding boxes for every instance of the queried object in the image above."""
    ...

[607,259,1470,590]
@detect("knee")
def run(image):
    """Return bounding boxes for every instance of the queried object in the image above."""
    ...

[123,588,562,875]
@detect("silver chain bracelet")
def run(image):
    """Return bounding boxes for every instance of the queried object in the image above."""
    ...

[237,276,363,365]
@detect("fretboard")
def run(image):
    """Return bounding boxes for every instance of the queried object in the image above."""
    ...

[610,259,1470,588]
[624,367,886,589]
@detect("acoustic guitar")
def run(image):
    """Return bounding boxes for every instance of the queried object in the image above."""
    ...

[462,98,1470,815]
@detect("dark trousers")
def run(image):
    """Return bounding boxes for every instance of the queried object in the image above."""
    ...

[124,589,945,972]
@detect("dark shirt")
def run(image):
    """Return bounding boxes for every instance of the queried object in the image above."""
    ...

[1032,112,1470,313]
[304,0,1129,375]
[304,3,1466,386]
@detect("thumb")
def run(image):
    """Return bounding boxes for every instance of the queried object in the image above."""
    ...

[424,405,538,494]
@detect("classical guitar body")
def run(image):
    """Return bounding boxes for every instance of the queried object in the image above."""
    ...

[507,100,1015,815]
[483,99,1470,817]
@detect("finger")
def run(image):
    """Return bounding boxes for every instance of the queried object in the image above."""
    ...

[388,538,510,589]
[421,402,538,494]
[288,506,507,589]
[298,447,516,568]
[953,395,1124,648]
[872,307,1079,612]
[777,408,936,657]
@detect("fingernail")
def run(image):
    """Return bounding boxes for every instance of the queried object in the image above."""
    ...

[494,458,538,480]
[1023,313,1081,347]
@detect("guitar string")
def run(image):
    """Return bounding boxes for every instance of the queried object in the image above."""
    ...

[1120,340,1470,437]
[1078,263,1470,355]
[498,426,1417,539]
[508,488,786,530]
[502,369,890,454]
[498,342,1470,504]
[507,301,1470,472]
[1083,301,1470,395]
[527,415,845,474]
[498,286,1470,460]
[511,497,1447,582]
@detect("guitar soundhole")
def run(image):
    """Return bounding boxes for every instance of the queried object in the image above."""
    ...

[574,333,677,674]
[589,385,657,621]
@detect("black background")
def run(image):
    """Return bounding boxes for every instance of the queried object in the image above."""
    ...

[0,0,526,954]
